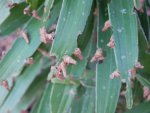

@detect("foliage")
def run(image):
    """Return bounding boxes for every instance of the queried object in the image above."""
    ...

[0,0,150,113]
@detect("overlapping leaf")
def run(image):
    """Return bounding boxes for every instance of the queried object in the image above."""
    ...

[108,0,138,108]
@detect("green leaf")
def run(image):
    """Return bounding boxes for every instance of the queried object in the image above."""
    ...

[136,74,150,88]
[96,1,121,113]
[0,1,10,24]
[26,0,43,9]
[133,0,142,10]
[36,83,52,113]
[12,70,48,113]
[49,14,94,112]
[0,3,30,36]
[0,51,43,112]
[125,102,150,113]
[108,0,138,108]
[50,84,77,113]
[0,0,62,81]
[138,20,150,75]
[50,0,93,59]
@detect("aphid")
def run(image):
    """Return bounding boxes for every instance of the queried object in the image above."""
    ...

[49,24,57,31]
[38,48,49,57]
[22,31,29,44]
[63,55,77,65]
[25,57,34,65]
[47,32,55,41]
[24,6,31,15]
[21,110,29,113]
[58,62,67,77]
[90,48,104,63]
[135,62,144,69]
[93,7,98,16]
[143,86,150,98]
[0,80,9,90]
[40,27,54,44]
[8,2,17,9]
[107,36,115,48]
[102,20,111,32]
[128,68,136,79]
[55,66,64,80]
[73,48,83,60]
[110,70,120,79]
[147,94,150,101]
[32,10,41,20]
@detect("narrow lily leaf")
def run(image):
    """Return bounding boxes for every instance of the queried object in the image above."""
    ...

[0,0,62,81]
[138,20,150,75]
[0,52,43,112]
[0,3,30,36]
[96,1,121,113]
[71,74,95,113]
[50,0,93,59]
[50,84,78,113]
[136,74,150,88]
[12,70,48,113]
[49,11,94,112]
[26,0,43,9]
[133,0,142,10]
[125,102,150,113]
[0,0,10,24]
[36,83,52,113]
[108,0,138,108]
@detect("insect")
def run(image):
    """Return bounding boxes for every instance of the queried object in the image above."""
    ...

[24,6,31,15]
[21,31,29,44]
[8,2,17,9]
[32,10,41,20]
[135,62,144,69]
[0,80,9,90]
[107,36,115,48]
[73,48,83,60]
[63,55,77,65]
[102,20,111,32]
[91,48,104,63]
[40,27,55,44]
[25,57,34,65]
[110,70,120,79]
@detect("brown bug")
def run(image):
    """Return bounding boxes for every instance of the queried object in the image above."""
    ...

[73,48,83,60]
[90,48,104,63]
[25,57,34,65]
[107,36,115,48]
[102,20,111,32]
[32,10,41,20]
[110,70,120,79]
[21,31,29,44]
[63,55,77,65]
[0,80,9,91]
